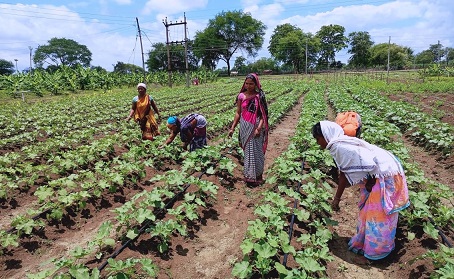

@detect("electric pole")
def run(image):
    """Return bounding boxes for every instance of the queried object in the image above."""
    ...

[136,17,146,82]
[163,13,189,88]
[305,40,308,75]
[387,36,391,84]
[14,59,18,73]
[28,46,33,75]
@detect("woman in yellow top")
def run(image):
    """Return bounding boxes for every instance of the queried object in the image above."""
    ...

[125,83,161,140]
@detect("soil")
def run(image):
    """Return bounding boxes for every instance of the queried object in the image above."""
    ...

[1,90,453,279]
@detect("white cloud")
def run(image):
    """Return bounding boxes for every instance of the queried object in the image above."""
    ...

[0,4,137,71]
[1,1,452,71]
[114,0,132,4]
[142,0,208,15]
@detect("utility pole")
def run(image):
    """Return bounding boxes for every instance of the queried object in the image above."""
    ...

[437,40,441,66]
[163,14,189,88]
[386,36,391,84]
[305,40,308,75]
[136,17,146,83]
[14,59,18,73]
[28,46,33,75]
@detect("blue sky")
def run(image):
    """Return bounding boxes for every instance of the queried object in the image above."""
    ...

[1,0,452,71]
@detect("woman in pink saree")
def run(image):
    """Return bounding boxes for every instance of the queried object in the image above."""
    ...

[228,73,269,186]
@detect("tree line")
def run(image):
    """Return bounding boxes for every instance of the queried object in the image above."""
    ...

[1,10,453,76]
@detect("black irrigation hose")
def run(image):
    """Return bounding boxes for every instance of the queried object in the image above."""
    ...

[282,159,305,267]
[428,216,453,248]
[97,171,206,272]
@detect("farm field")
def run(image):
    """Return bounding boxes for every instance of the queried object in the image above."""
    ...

[0,74,453,279]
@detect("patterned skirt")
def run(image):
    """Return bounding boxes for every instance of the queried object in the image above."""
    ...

[239,118,265,182]
[141,112,160,141]
[348,175,406,260]
[189,126,207,151]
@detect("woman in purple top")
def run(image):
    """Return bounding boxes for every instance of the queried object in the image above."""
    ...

[162,113,207,151]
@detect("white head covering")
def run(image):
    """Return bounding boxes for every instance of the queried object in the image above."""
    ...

[320,121,404,185]
[137,82,147,89]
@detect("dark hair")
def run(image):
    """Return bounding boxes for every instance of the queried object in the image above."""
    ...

[246,73,257,85]
[311,122,323,138]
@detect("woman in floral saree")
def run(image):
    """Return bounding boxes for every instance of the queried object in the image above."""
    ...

[126,83,161,140]
[312,121,410,260]
[228,73,269,186]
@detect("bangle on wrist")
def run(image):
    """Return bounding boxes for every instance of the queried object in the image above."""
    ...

[333,196,341,201]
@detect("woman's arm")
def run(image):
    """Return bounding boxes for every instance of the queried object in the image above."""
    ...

[255,117,264,137]
[332,171,350,211]
[164,132,177,145]
[150,100,160,118]
[181,119,197,150]
[125,102,137,121]
[228,99,241,137]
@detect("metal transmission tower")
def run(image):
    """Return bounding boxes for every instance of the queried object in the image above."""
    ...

[162,13,189,87]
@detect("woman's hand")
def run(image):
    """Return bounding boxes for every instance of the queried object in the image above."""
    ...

[365,175,375,192]
[331,197,340,211]
[228,128,234,138]
[254,128,261,137]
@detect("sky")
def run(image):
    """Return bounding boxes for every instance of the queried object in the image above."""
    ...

[1,0,453,72]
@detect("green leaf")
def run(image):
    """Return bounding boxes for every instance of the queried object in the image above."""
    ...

[295,255,325,272]
[275,262,288,275]
[423,221,439,239]
[126,229,139,240]
[253,241,277,259]
[206,166,216,174]
[239,239,254,255]
[232,261,252,279]
[294,209,310,222]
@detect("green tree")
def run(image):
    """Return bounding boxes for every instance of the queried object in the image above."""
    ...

[315,24,347,69]
[113,62,143,74]
[193,10,266,75]
[249,57,279,74]
[33,37,92,69]
[268,23,307,73]
[429,43,444,63]
[347,31,374,68]
[370,43,413,70]
[445,47,454,66]
[233,56,248,74]
[193,28,220,70]
[0,59,15,75]
[415,50,435,66]
[146,42,198,72]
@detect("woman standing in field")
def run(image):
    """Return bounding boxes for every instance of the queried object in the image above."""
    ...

[228,73,269,186]
[161,113,207,151]
[125,83,161,140]
[312,121,410,260]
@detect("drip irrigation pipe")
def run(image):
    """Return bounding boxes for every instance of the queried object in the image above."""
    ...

[282,159,305,267]
[97,171,206,272]
[428,216,452,248]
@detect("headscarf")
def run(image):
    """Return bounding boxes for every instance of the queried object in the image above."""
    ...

[320,121,404,185]
[167,116,177,125]
[137,82,147,89]
[240,73,262,93]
